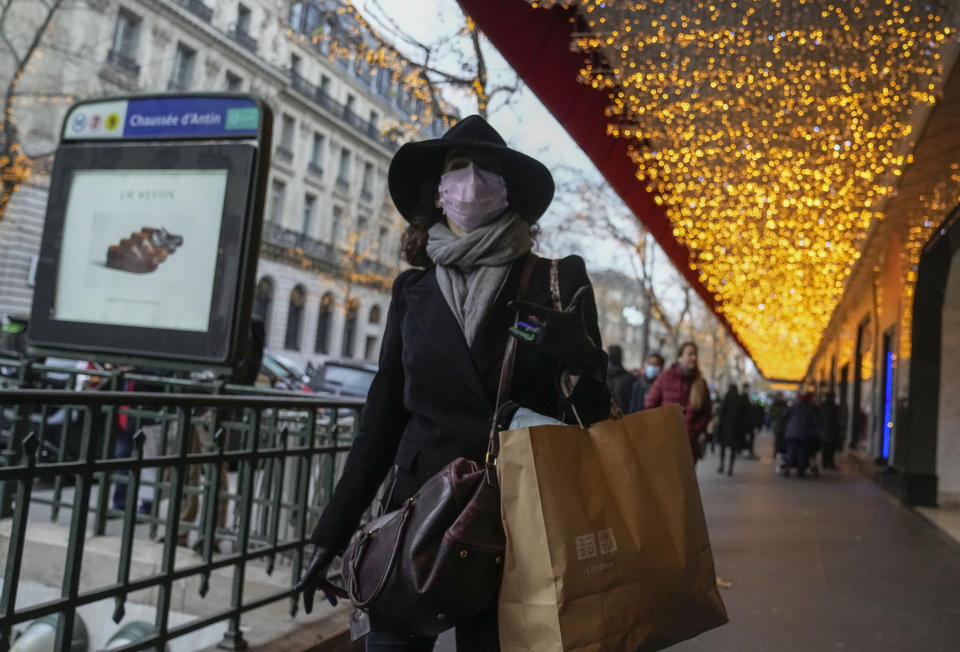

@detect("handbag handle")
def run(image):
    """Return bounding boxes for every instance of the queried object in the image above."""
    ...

[486,253,539,467]
[346,499,414,608]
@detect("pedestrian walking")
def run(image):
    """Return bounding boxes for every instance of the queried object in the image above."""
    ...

[769,392,790,470]
[819,392,841,470]
[606,344,637,413]
[716,383,744,475]
[645,341,711,460]
[295,115,611,651]
[738,383,758,459]
[784,393,820,477]
[628,352,663,412]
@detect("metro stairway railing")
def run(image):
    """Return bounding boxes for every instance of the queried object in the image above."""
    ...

[0,370,371,651]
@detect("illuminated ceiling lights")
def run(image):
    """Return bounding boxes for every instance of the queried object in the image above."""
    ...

[530,0,957,379]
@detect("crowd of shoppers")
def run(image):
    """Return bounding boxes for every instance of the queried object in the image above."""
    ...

[601,342,846,479]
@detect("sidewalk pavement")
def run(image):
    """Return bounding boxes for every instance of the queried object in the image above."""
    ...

[675,433,960,651]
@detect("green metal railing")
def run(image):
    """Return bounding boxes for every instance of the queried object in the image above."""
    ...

[0,360,369,651]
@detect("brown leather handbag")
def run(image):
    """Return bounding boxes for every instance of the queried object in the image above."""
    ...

[340,254,538,638]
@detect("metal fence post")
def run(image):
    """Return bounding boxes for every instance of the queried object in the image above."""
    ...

[219,408,260,651]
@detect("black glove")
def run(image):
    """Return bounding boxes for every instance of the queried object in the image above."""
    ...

[294,546,345,613]
[508,286,606,382]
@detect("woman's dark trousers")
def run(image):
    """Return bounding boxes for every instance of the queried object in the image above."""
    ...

[365,597,499,652]
[718,445,735,474]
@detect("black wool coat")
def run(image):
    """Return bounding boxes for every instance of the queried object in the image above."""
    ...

[310,252,610,553]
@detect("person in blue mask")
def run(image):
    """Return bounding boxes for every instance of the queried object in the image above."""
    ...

[629,352,664,413]
[296,115,611,651]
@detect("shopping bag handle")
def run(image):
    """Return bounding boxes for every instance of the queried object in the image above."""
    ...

[486,253,539,473]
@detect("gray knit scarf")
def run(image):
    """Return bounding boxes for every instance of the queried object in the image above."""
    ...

[426,212,532,345]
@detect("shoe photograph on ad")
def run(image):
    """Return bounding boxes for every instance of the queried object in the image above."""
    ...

[105,226,182,273]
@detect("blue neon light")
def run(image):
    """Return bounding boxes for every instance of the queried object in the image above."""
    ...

[882,350,894,458]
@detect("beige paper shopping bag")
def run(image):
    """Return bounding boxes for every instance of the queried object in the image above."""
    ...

[498,405,727,652]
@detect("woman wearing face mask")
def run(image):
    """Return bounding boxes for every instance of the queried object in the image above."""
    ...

[628,352,664,413]
[644,341,711,460]
[296,116,611,651]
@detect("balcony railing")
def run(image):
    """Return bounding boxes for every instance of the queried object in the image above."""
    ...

[275,146,294,162]
[230,28,258,53]
[0,364,372,651]
[289,72,401,152]
[106,49,140,77]
[262,221,345,268]
[174,0,213,22]
[307,161,324,177]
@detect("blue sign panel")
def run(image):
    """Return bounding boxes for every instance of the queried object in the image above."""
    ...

[63,95,261,141]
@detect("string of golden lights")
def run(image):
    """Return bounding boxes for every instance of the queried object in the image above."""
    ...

[531,0,957,379]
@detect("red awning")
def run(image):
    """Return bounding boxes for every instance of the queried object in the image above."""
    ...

[458,0,750,355]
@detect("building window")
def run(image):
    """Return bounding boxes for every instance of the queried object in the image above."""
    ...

[225,70,243,91]
[302,193,316,235]
[110,9,141,73]
[355,214,368,253]
[269,179,286,223]
[237,3,252,34]
[364,335,378,361]
[368,305,381,325]
[337,148,351,187]
[345,94,356,117]
[169,42,196,91]
[315,293,334,354]
[319,74,331,96]
[284,285,306,351]
[361,162,374,199]
[330,205,343,247]
[376,225,388,260]
[290,53,302,77]
[369,111,379,130]
[278,114,295,159]
[378,68,392,95]
[309,132,325,174]
[253,277,274,338]
[289,2,304,30]
[342,299,359,358]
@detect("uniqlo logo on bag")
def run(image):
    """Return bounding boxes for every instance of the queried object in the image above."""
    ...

[597,528,618,554]
[575,533,598,560]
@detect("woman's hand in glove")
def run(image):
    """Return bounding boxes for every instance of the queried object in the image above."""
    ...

[294,546,346,613]
[508,285,606,382]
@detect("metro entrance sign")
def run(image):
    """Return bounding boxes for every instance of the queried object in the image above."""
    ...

[62,96,261,140]
[27,94,272,370]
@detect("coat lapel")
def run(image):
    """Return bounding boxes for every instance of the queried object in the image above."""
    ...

[403,269,491,405]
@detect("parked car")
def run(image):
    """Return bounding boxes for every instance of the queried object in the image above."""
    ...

[258,351,313,393]
[309,360,377,398]
[265,350,311,385]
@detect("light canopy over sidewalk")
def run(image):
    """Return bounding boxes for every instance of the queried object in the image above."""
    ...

[460,0,959,381]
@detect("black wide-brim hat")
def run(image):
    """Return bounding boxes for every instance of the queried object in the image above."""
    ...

[388,115,555,223]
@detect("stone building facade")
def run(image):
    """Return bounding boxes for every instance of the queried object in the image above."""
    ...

[0,0,446,369]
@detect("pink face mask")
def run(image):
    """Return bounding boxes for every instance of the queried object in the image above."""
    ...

[438,163,509,231]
